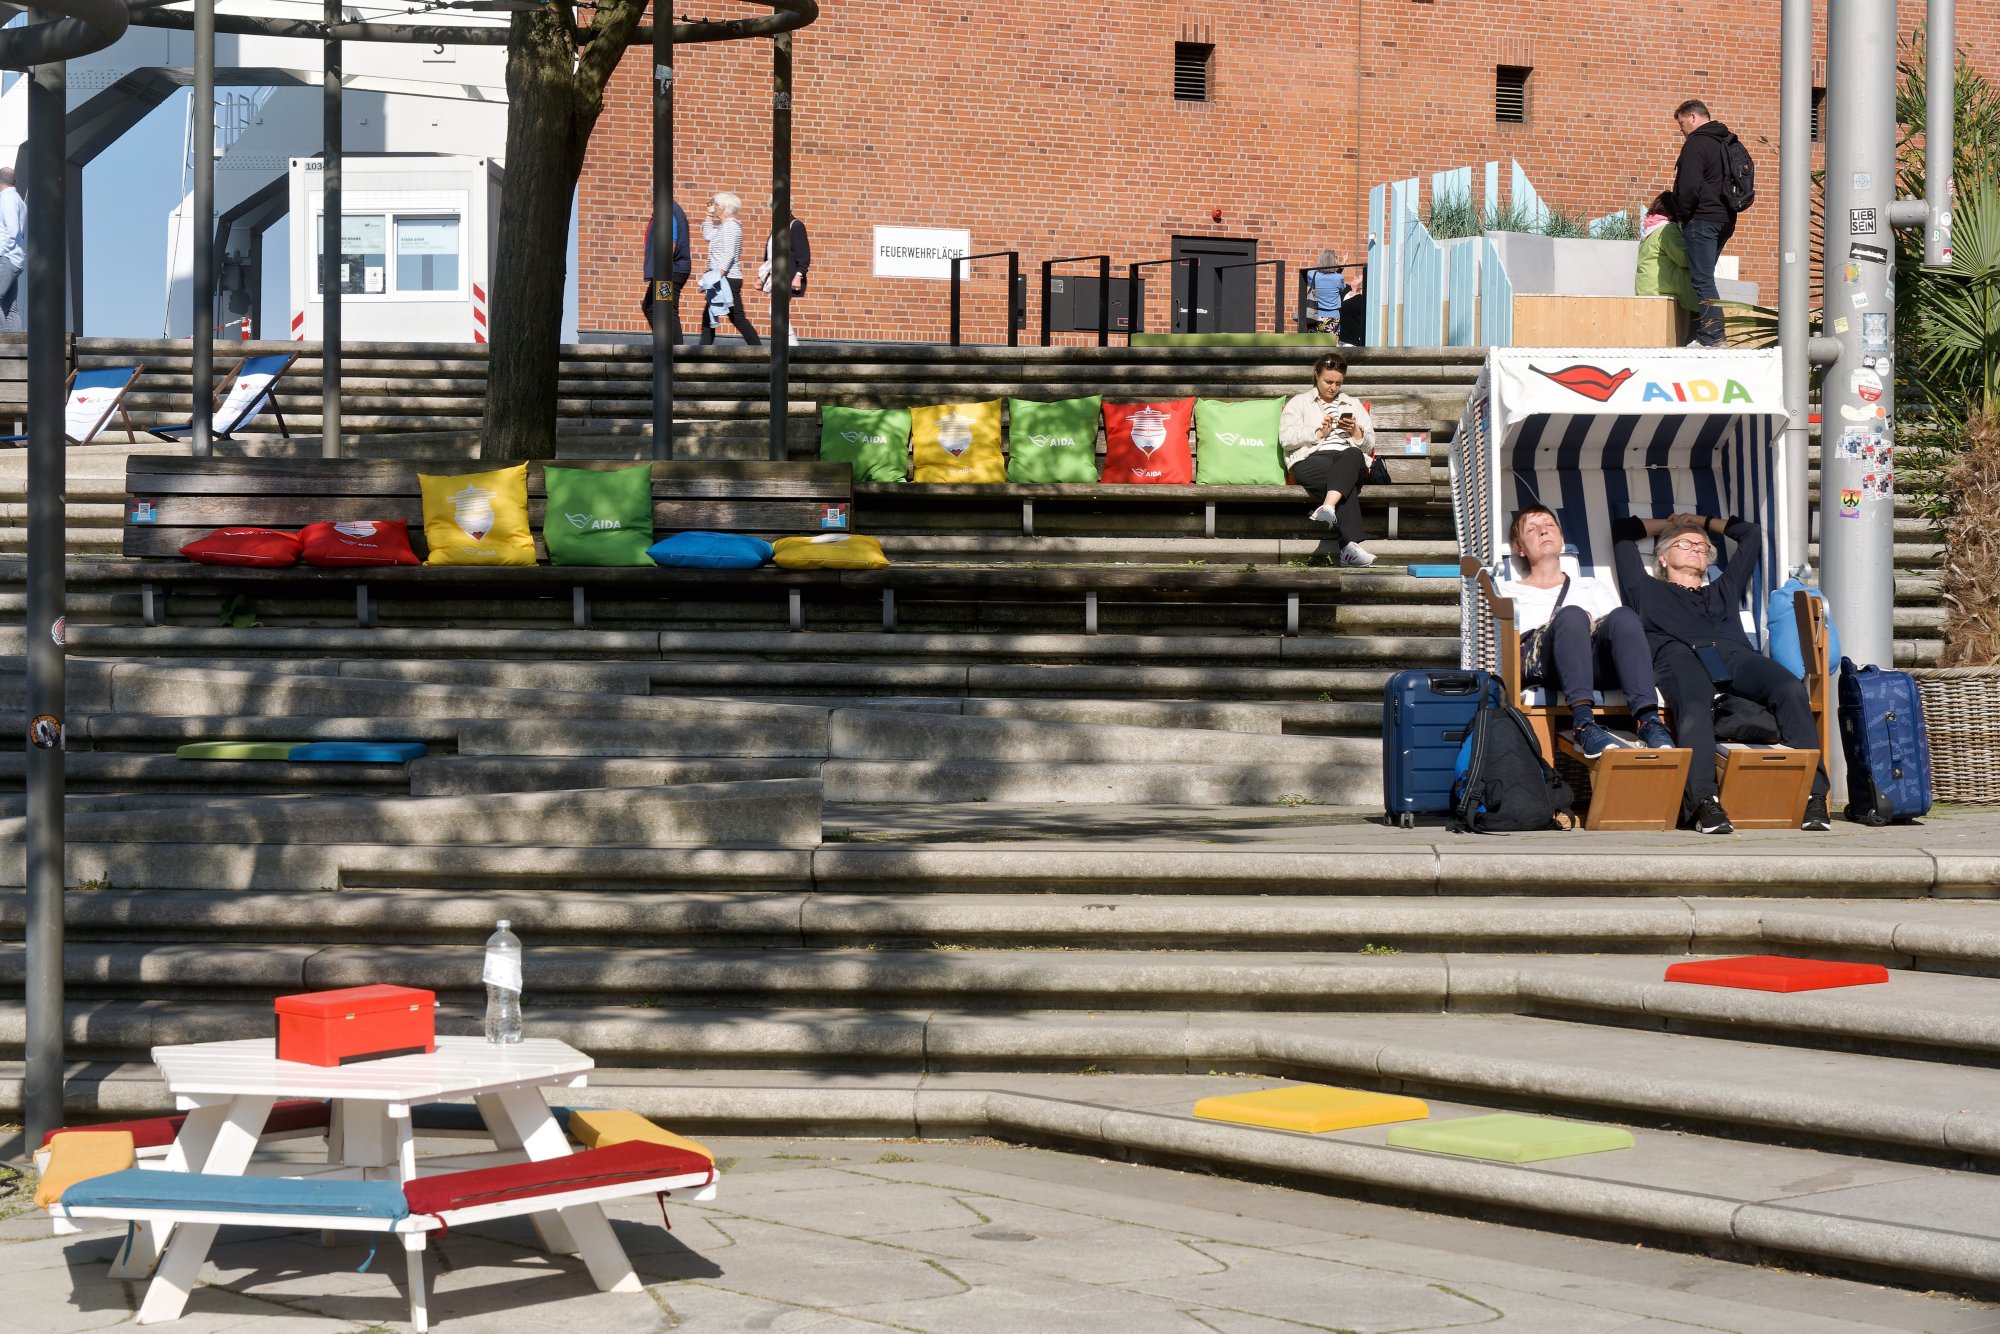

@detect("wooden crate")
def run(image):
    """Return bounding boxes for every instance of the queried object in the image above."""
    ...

[1715,745,1819,829]
[1511,295,1683,348]
[1557,739,1691,832]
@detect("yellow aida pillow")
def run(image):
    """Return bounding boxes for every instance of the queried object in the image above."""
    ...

[567,1108,715,1161]
[35,1131,136,1208]
[418,463,537,566]
[772,533,890,570]
[911,400,1005,483]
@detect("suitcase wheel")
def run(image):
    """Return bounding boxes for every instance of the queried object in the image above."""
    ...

[1398,812,1415,830]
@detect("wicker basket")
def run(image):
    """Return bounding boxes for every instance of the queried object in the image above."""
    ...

[1912,667,2000,804]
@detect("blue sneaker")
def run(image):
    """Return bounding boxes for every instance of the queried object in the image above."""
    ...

[1571,721,1627,760]
[1636,717,1676,749]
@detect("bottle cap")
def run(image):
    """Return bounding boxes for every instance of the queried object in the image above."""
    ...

[496,919,510,930]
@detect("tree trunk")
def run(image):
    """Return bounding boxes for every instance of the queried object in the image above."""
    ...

[481,2,643,461]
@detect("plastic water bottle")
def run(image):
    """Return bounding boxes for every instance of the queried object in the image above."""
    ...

[483,919,523,1044]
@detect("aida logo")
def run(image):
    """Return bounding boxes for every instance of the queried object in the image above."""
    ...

[1534,364,1634,402]
[1130,407,1168,456]
[333,521,378,539]
[937,413,973,457]
[449,484,496,540]
[1640,378,1753,404]
[839,430,891,446]
[564,511,623,532]
[1029,434,1084,449]
[1216,431,1268,449]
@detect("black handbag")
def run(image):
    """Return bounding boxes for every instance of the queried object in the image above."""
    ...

[1517,577,1571,686]
[1713,693,1783,743]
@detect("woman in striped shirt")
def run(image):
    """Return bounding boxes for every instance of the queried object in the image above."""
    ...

[701,192,763,347]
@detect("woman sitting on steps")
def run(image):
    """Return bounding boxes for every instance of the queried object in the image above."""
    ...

[1278,351,1378,567]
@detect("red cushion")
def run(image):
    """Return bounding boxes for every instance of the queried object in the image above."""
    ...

[403,1140,713,1217]
[1101,399,1194,484]
[179,527,301,567]
[1663,955,1890,992]
[41,1099,330,1150]
[299,519,421,567]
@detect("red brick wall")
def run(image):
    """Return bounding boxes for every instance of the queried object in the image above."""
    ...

[576,1,2000,342]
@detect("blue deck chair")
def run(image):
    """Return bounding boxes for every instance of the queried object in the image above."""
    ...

[149,351,296,442]
[0,365,144,446]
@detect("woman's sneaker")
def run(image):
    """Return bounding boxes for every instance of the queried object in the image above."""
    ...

[1802,794,1832,831]
[1339,542,1376,567]
[1571,721,1627,759]
[1308,505,1338,527]
[1691,797,1735,835]
[1636,717,1676,749]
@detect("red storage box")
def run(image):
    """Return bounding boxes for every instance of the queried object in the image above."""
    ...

[275,985,436,1066]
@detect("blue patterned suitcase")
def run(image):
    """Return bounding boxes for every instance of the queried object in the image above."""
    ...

[1837,657,1932,825]
[1383,668,1493,827]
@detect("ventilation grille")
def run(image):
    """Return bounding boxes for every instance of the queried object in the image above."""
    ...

[1811,87,1826,142]
[1495,65,1530,123]
[1175,42,1214,101]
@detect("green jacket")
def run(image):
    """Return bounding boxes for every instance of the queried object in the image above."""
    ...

[1636,222,1700,312]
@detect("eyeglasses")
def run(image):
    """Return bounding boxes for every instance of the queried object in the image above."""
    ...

[1663,538,1708,553]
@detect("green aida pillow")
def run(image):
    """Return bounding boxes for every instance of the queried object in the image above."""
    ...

[1194,397,1288,486]
[820,405,912,483]
[1006,395,1102,483]
[542,463,656,566]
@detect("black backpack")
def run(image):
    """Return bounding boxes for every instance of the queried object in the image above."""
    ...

[1721,131,1756,212]
[1450,679,1575,833]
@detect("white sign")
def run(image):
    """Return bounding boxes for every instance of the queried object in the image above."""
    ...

[873,225,971,280]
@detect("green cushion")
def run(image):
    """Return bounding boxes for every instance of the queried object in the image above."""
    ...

[820,406,912,483]
[176,742,306,761]
[1385,1113,1634,1163]
[1194,398,1287,485]
[543,463,655,566]
[1006,396,1102,483]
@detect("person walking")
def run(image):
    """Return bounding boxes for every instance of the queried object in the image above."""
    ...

[1670,99,1740,347]
[758,215,811,346]
[699,192,761,347]
[641,200,691,342]
[0,168,26,334]
[1277,351,1377,566]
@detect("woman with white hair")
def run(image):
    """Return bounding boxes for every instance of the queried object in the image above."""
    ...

[1307,249,1346,334]
[700,192,762,346]
[1611,511,1830,834]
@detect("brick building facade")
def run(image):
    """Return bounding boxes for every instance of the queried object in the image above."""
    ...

[575,1,2000,343]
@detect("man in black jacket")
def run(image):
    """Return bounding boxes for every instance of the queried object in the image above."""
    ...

[1671,99,1736,347]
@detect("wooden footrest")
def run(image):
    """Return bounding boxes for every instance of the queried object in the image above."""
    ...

[1715,745,1819,829]
[1555,737,1691,832]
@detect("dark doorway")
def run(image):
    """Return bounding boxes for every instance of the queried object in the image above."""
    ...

[1171,235,1258,333]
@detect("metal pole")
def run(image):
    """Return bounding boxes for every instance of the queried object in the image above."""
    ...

[191,0,214,455]
[649,0,672,459]
[1777,0,1810,575]
[949,256,963,346]
[1816,0,1899,669]
[768,30,791,463]
[1005,251,1018,347]
[23,30,67,1149]
[1923,0,1956,268]
[1094,254,1107,348]
[321,0,341,459]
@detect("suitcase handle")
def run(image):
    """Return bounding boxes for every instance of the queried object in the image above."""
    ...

[1429,674,1478,696]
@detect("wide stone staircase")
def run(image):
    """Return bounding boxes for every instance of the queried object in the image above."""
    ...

[0,342,1990,1295]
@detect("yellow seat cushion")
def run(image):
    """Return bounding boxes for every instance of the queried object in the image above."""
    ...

[1193,1085,1429,1134]
[772,533,890,570]
[567,1109,714,1161]
[418,463,537,566]
[35,1131,137,1208]
[911,400,1005,484]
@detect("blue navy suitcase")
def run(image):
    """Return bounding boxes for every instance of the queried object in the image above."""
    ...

[1384,668,1493,827]
[1837,657,1932,825]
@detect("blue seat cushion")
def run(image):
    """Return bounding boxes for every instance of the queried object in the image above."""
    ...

[647,531,774,570]
[286,742,428,763]
[62,1169,408,1221]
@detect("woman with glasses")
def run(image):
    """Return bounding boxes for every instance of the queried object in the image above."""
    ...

[1611,512,1831,835]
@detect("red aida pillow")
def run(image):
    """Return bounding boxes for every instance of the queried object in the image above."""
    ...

[299,519,421,567]
[1101,399,1194,484]
[179,527,301,567]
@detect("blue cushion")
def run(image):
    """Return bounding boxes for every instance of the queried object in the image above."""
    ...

[62,1168,408,1221]
[647,531,774,570]
[286,742,428,763]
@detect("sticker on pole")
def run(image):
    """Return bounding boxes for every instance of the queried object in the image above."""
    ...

[1851,368,1883,404]
[50,617,64,647]
[1850,208,1878,235]
[1851,242,1888,265]
[1839,489,1862,519]
[1862,312,1889,356]
[29,715,60,750]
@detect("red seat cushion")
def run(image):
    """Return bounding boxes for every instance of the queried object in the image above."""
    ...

[42,1099,330,1150]
[1664,955,1890,992]
[1101,399,1194,484]
[180,527,302,567]
[403,1140,713,1218]
[299,519,421,567]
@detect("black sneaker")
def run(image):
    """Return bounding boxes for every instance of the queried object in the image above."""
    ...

[1691,797,1735,835]
[1802,794,1831,832]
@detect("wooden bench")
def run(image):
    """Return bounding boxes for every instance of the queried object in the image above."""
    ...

[110,455,1346,634]
[53,1140,717,1331]
[1464,557,1832,831]
[0,331,72,440]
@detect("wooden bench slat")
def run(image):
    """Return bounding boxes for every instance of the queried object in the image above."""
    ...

[126,456,850,502]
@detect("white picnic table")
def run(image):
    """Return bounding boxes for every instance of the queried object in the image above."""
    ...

[110,1035,637,1324]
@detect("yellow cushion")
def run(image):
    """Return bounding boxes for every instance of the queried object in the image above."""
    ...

[771,533,890,570]
[567,1109,714,1161]
[911,400,1005,484]
[35,1131,136,1208]
[1192,1085,1429,1134]
[418,463,537,566]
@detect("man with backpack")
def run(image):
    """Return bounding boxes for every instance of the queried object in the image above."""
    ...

[1670,99,1753,348]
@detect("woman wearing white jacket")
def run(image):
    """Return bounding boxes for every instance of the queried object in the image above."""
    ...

[700,193,762,347]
